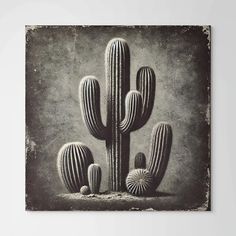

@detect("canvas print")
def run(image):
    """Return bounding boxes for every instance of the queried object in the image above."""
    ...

[26,25,211,211]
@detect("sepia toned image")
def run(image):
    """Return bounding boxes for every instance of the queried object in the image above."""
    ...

[26,25,210,211]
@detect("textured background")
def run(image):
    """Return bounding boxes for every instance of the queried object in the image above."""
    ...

[26,26,210,210]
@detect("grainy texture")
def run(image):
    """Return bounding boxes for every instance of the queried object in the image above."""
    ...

[26,26,210,210]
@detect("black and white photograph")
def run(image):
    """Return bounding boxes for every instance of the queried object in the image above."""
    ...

[2,0,236,235]
[26,25,210,211]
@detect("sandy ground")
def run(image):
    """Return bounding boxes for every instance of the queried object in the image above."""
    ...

[53,191,189,211]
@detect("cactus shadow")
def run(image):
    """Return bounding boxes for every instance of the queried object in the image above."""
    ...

[148,191,175,198]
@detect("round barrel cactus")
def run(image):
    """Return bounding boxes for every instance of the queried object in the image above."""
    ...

[134,152,146,169]
[57,142,94,193]
[88,164,102,194]
[126,169,154,196]
[80,185,90,195]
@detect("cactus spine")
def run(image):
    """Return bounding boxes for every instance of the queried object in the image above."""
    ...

[148,122,172,189]
[134,152,146,169]
[57,142,94,193]
[126,169,153,196]
[79,38,155,191]
[88,164,102,194]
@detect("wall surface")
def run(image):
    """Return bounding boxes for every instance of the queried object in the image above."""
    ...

[1,0,236,235]
[26,26,210,210]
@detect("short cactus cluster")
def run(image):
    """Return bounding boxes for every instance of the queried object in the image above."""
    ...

[125,122,172,196]
[57,142,93,193]
[57,142,102,194]
[57,38,173,197]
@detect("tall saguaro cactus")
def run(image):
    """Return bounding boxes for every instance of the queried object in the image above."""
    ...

[79,38,155,191]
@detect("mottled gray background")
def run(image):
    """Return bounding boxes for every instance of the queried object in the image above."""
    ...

[26,26,210,210]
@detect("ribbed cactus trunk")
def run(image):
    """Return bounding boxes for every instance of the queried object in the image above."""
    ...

[106,39,130,191]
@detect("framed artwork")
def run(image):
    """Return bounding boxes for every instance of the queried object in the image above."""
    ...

[26,25,210,211]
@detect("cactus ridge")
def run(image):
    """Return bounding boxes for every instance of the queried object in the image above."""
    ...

[88,164,102,194]
[148,122,172,189]
[126,169,153,196]
[57,142,94,193]
[134,152,146,169]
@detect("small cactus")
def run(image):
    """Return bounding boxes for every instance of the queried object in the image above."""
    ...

[57,142,94,193]
[88,164,102,194]
[134,152,146,169]
[126,169,153,196]
[80,185,90,195]
[148,122,172,189]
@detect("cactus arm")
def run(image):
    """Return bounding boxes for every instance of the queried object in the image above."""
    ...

[120,90,143,134]
[148,122,172,189]
[79,76,107,140]
[136,67,156,129]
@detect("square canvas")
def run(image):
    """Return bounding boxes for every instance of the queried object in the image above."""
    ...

[26,25,211,211]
